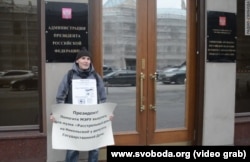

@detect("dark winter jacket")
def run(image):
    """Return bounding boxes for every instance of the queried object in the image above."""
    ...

[56,63,106,104]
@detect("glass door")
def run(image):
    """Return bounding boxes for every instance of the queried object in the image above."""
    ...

[102,0,196,145]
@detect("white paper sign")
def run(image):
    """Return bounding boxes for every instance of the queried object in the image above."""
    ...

[72,79,97,105]
[51,102,116,151]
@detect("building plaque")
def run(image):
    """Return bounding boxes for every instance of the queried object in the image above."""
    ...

[207,11,236,62]
[45,1,88,62]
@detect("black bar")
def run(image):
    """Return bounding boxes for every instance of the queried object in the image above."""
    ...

[107,146,249,161]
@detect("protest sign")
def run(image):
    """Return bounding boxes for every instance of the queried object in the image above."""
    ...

[51,102,116,151]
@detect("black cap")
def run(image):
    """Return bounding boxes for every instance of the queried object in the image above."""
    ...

[75,47,91,60]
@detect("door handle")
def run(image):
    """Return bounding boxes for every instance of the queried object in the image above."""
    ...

[140,72,145,112]
[150,72,158,80]
[149,104,156,111]
[149,72,157,111]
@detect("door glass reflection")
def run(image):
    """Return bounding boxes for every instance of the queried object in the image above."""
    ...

[102,0,137,132]
[156,0,187,129]
[235,0,250,113]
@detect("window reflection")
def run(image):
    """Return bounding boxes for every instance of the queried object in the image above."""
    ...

[156,0,187,129]
[103,0,137,132]
[235,0,250,113]
[103,70,136,86]
[0,0,39,128]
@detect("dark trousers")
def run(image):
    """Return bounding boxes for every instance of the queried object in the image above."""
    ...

[65,149,99,162]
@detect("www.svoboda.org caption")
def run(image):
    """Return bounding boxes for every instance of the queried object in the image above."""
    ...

[107,146,249,161]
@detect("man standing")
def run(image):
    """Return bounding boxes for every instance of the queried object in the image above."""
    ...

[51,47,107,162]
